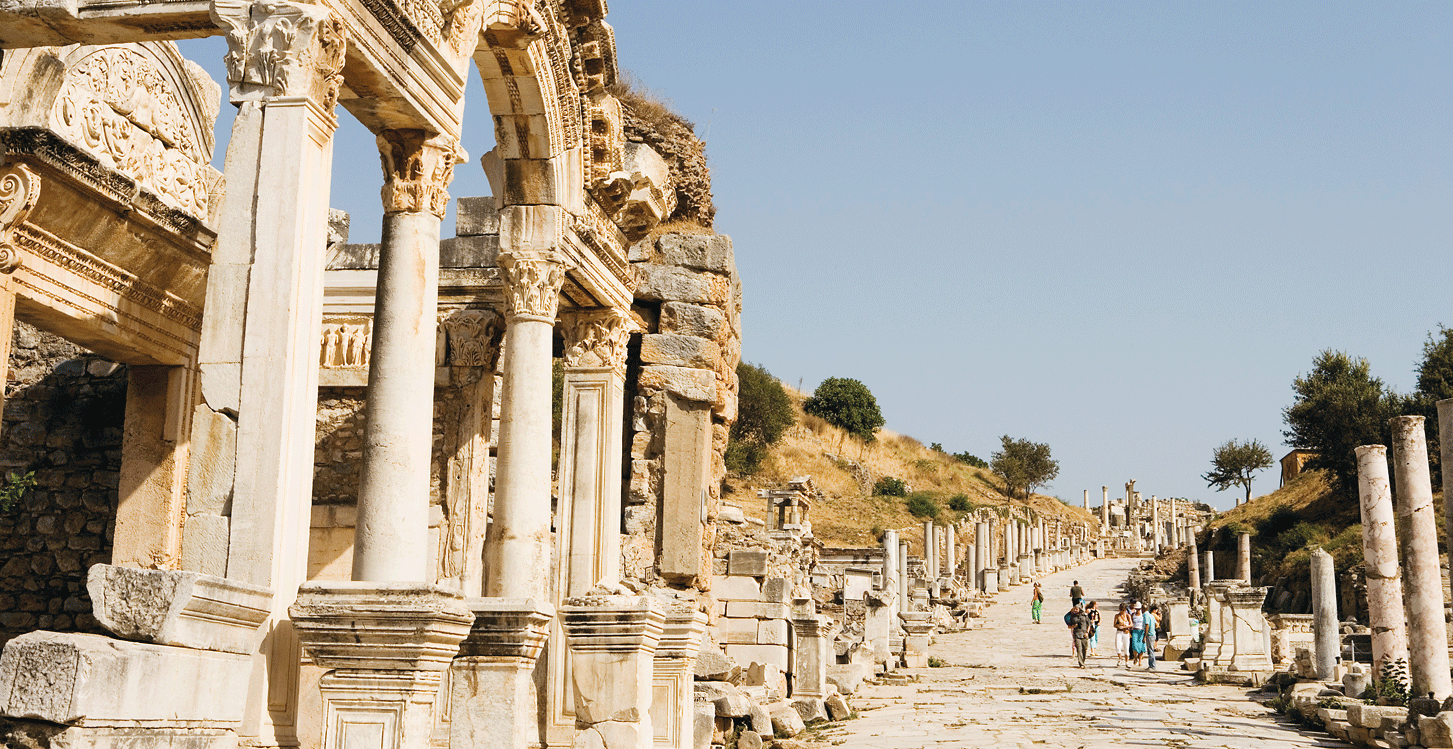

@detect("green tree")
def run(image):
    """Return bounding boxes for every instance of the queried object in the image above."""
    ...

[953,452,988,469]
[725,362,795,475]
[803,377,885,442]
[1282,350,1399,490]
[1202,438,1274,505]
[989,436,1059,501]
[1407,325,1453,487]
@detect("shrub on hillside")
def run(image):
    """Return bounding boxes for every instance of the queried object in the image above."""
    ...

[906,492,940,519]
[804,377,884,442]
[874,476,907,497]
[948,494,972,512]
[953,452,988,469]
[725,362,794,475]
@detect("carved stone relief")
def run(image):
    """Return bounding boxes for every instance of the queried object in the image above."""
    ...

[438,309,503,367]
[562,307,633,375]
[48,47,218,218]
[498,252,566,322]
[210,0,347,108]
[0,163,40,274]
[320,319,373,369]
[377,130,463,217]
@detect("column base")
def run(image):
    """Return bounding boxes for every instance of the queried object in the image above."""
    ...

[451,599,554,749]
[560,596,664,749]
[652,608,707,749]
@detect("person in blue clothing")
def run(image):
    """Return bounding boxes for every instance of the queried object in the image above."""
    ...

[1128,601,1147,666]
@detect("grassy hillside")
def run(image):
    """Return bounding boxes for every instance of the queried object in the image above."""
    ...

[1204,469,1364,584]
[721,388,1095,553]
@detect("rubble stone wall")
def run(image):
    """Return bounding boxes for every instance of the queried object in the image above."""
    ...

[0,323,124,646]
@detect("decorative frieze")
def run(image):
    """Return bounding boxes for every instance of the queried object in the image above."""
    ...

[210,0,347,108]
[0,163,39,274]
[377,130,462,217]
[320,318,373,368]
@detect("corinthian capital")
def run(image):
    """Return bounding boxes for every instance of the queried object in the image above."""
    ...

[377,131,463,217]
[562,308,635,375]
[498,253,567,323]
[210,0,347,107]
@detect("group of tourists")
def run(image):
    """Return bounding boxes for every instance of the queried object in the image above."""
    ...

[1033,580,1164,669]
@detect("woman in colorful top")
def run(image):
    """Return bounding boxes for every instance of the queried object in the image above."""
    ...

[1086,600,1102,657]
[1128,601,1147,666]
[1031,582,1044,624]
[1113,603,1133,668]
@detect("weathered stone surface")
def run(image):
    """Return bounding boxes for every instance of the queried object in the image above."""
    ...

[87,564,270,655]
[824,693,852,721]
[0,632,250,724]
[790,697,828,723]
[713,694,753,718]
[724,602,789,620]
[290,582,472,671]
[692,702,714,749]
[638,365,716,403]
[711,575,760,601]
[440,234,499,268]
[180,514,229,577]
[761,578,790,604]
[723,644,789,673]
[827,664,870,695]
[1421,713,1453,749]
[693,642,740,683]
[634,265,730,305]
[654,234,733,273]
[641,334,719,369]
[456,196,500,236]
[729,550,769,576]
[748,703,772,734]
[660,302,727,341]
[770,701,806,737]
[186,404,235,518]
[757,619,788,646]
[737,729,763,749]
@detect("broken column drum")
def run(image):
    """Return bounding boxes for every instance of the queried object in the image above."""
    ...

[1310,547,1338,680]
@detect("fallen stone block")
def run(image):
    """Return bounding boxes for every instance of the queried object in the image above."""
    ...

[693,643,740,683]
[790,697,827,723]
[769,702,806,737]
[748,703,772,735]
[693,681,745,703]
[737,729,763,749]
[1419,713,1453,748]
[827,664,870,695]
[824,693,851,721]
[692,702,714,749]
[713,694,753,718]
[86,564,271,655]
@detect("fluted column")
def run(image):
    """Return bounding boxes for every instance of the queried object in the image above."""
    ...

[1355,445,1408,673]
[353,130,460,582]
[1391,417,1451,700]
[487,207,568,599]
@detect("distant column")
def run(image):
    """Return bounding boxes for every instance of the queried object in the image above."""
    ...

[1354,444,1408,674]
[1391,416,1451,701]
[1101,486,1109,530]
[883,530,899,619]
[1237,533,1251,583]
[1310,547,1339,680]
[922,521,935,580]
[1151,496,1160,554]
[1083,489,1088,510]
[945,524,956,578]
[898,540,909,605]
[974,522,989,591]
[1188,538,1201,590]
[1203,549,1215,584]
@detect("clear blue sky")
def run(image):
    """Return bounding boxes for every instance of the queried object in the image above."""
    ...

[181,2,1453,511]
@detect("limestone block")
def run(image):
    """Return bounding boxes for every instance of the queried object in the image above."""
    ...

[761,578,790,603]
[826,664,870,695]
[719,618,760,645]
[634,265,730,305]
[660,302,727,341]
[713,694,753,718]
[723,644,789,673]
[180,514,229,577]
[1422,714,1453,749]
[456,196,500,236]
[0,632,250,724]
[824,693,851,721]
[692,702,714,749]
[718,504,746,524]
[711,575,761,601]
[1350,703,1410,730]
[724,602,789,620]
[693,643,740,683]
[748,703,772,734]
[744,663,787,696]
[86,565,270,655]
[289,582,472,671]
[186,405,235,516]
[642,334,720,369]
[757,620,789,646]
[790,697,827,723]
[729,550,769,576]
[439,235,499,268]
[655,234,734,274]
[769,702,805,737]
[638,365,716,403]
[328,208,350,245]
[738,729,763,749]
[692,681,744,702]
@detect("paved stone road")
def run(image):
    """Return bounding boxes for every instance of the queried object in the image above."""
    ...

[814,557,1349,749]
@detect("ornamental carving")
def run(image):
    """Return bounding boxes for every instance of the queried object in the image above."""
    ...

[562,308,634,374]
[49,47,217,218]
[439,309,503,367]
[0,164,40,274]
[320,319,372,368]
[211,0,347,109]
[378,130,462,217]
[583,92,624,190]
[498,253,567,322]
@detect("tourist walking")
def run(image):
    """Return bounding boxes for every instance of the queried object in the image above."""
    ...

[1086,600,1101,657]
[1128,602,1147,666]
[1030,582,1044,624]
[1113,603,1133,668]
[1145,604,1160,670]
[1069,580,1084,603]
[1069,602,1092,667]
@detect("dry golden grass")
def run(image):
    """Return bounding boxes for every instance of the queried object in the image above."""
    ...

[1208,469,1340,531]
[721,387,1095,553]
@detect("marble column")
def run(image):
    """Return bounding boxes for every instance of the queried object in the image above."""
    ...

[945,524,956,578]
[922,521,935,581]
[1083,489,1088,510]
[1151,495,1160,554]
[883,530,901,632]
[1203,550,1215,584]
[1188,539,1201,590]
[1391,416,1451,700]
[1100,486,1109,530]
[898,540,909,605]
[1310,547,1338,680]
[975,522,989,592]
[1437,399,1453,604]
[1237,533,1251,583]
[486,207,568,599]
[199,7,346,743]
[1354,444,1409,673]
[353,131,458,582]
[1169,499,1179,548]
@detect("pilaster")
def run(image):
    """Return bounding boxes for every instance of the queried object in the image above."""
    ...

[651,608,708,749]
[449,599,555,749]
[559,596,666,749]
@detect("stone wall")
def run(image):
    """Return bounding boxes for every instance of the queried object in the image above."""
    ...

[0,323,125,646]
[622,231,742,590]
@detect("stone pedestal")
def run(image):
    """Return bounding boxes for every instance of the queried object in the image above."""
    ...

[790,614,829,698]
[1017,554,1031,583]
[983,567,999,593]
[651,608,708,749]
[1310,548,1339,680]
[449,599,554,749]
[899,612,933,669]
[1355,444,1409,672]
[1166,599,1193,653]
[290,583,473,749]
[559,596,665,749]
[1226,586,1273,673]
[865,592,893,670]
[1392,417,1453,701]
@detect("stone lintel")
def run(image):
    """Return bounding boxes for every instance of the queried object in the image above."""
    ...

[456,598,554,660]
[290,582,472,672]
[86,564,271,655]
